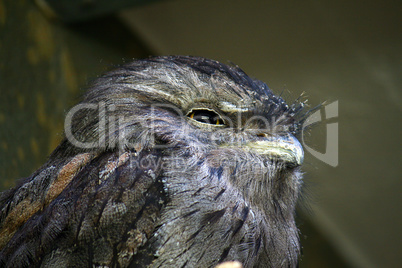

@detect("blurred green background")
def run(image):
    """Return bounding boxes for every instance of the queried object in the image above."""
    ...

[0,0,400,267]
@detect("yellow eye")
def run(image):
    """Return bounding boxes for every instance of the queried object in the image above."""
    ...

[187,109,225,126]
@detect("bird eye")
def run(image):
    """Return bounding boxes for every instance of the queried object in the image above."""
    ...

[187,108,225,126]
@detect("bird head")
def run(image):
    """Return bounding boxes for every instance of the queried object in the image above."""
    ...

[63,55,307,216]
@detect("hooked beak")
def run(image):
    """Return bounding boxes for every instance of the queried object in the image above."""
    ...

[245,134,304,167]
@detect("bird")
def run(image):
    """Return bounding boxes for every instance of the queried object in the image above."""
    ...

[0,56,308,267]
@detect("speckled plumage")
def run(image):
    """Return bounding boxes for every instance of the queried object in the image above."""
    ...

[0,56,307,267]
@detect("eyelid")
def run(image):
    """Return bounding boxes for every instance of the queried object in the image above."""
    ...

[186,108,225,126]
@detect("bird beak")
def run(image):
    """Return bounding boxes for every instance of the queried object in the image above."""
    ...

[245,134,304,167]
